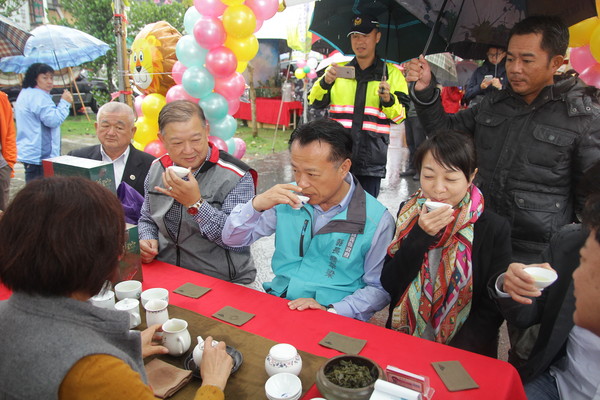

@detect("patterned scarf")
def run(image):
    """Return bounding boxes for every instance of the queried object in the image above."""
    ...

[387,185,484,344]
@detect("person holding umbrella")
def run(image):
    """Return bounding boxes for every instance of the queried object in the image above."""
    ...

[15,63,73,182]
[308,15,408,198]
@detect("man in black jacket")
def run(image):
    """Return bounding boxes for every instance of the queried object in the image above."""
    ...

[405,16,600,264]
[68,102,155,196]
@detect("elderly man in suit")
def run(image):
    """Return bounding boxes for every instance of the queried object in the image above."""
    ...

[68,102,155,196]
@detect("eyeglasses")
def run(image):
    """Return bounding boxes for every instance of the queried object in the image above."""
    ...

[487,52,504,58]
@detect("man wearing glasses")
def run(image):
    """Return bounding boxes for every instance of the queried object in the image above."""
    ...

[463,46,507,107]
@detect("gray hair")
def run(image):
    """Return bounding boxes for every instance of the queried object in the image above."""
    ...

[158,100,207,133]
[96,102,136,126]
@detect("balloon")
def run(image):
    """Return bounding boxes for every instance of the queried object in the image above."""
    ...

[295,69,306,79]
[208,135,228,152]
[176,34,209,68]
[199,92,229,122]
[210,115,237,141]
[222,0,244,4]
[254,19,264,33]
[580,63,600,87]
[172,61,186,85]
[132,140,144,151]
[182,66,216,98]
[223,5,256,39]
[296,59,307,68]
[141,93,167,119]
[134,116,159,146]
[303,65,311,73]
[307,70,317,79]
[206,46,238,78]
[589,25,600,63]
[569,17,600,47]
[134,94,145,117]
[194,16,226,50]
[144,140,168,158]
[214,72,246,100]
[307,57,318,69]
[194,0,227,17]
[245,0,278,20]
[570,45,598,73]
[227,96,240,114]
[225,35,259,62]
[225,137,236,155]
[184,6,202,34]
[166,84,199,103]
[236,60,248,73]
[233,137,246,158]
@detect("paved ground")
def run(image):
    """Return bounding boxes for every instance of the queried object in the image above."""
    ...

[7,124,510,360]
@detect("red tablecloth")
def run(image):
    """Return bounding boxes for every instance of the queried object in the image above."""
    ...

[0,262,526,399]
[233,98,303,127]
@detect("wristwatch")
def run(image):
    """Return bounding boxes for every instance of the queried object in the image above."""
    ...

[326,305,337,314]
[186,198,204,215]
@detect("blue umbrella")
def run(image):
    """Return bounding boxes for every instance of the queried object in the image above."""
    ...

[0,24,109,73]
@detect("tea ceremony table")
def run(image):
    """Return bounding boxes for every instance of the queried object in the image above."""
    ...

[233,98,303,129]
[0,260,527,399]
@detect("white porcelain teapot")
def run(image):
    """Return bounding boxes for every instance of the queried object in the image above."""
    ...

[192,336,219,367]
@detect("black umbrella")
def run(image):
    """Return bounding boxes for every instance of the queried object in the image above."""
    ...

[309,0,448,65]
[399,0,598,60]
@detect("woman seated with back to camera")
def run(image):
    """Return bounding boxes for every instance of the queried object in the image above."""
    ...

[0,177,232,399]
[381,132,511,357]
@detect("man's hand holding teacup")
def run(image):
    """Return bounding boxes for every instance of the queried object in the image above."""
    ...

[155,168,202,208]
[252,183,304,212]
[503,262,555,304]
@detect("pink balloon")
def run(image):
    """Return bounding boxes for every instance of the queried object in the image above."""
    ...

[194,0,226,17]
[144,140,167,158]
[245,0,279,20]
[254,18,264,33]
[206,46,238,78]
[166,84,200,103]
[194,16,226,50]
[580,64,600,88]
[307,70,317,79]
[208,135,228,152]
[134,94,145,117]
[227,97,240,114]
[296,59,307,68]
[214,72,246,100]
[233,137,246,158]
[172,61,187,85]
[571,45,598,73]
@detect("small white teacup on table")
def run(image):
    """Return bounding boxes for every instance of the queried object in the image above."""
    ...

[115,298,141,329]
[89,289,115,310]
[145,299,169,331]
[114,280,142,301]
[141,288,169,308]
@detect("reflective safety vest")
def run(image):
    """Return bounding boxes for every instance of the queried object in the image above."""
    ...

[308,57,408,177]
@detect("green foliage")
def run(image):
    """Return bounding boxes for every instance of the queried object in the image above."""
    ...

[128,0,191,37]
[0,0,26,17]
[91,88,111,109]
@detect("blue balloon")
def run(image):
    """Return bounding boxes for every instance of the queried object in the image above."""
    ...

[199,92,229,123]
[225,138,236,155]
[184,7,202,34]
[182,66,215,99]
[176,35,208,68]
[210,115,237,141]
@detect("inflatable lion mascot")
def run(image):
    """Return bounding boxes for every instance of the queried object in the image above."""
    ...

[130,21,181,96]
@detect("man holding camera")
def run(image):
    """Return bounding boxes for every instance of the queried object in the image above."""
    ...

[308,15,408,198]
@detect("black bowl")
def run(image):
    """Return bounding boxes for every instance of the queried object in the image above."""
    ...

[315,355,385,400]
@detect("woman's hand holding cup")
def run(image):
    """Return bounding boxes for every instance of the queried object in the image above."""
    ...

[418,201,454,236]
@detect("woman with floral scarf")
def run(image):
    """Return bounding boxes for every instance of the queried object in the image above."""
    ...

[381,132,512,357]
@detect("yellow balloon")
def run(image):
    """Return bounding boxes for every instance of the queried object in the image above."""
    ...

[141,93,167,120]
[134,116,159,146]
[225,35,259,62]
[132,140,144,151]
[223,5,256,39]
[222,0,245,4]
[236,61,248,73]
[590,25,600,63]
[569,16,600,47]
[294,69,306,79]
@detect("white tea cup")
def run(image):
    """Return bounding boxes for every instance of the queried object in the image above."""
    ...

[168,165,191,178]
[145,299,169,329]
[141,288,169,308]
[524,267,558,289]
[114,280,142,301]
[89,289,115,310]
[265,343,302,376]
[115,298,141,329]
[162,318,191,356]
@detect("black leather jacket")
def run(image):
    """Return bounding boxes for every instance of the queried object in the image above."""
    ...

[412,77,600,262]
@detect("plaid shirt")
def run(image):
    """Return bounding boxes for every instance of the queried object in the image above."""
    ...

[138,148,254,252]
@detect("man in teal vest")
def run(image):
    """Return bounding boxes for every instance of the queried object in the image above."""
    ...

[223,119,393,321]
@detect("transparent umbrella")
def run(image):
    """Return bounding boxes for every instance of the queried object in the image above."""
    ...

[0,24,109,73]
